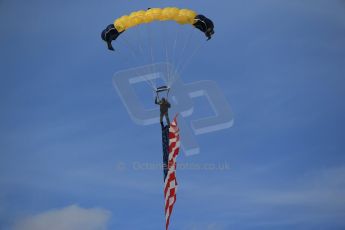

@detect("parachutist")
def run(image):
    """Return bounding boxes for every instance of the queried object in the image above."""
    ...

[155,96,171,128]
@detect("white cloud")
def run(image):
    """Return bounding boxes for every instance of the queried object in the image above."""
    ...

[13,205,111,230]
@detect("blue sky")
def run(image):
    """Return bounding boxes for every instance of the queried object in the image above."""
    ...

[1,0,345,229]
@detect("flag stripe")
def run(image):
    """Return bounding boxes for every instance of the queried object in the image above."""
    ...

[163,116,180,230]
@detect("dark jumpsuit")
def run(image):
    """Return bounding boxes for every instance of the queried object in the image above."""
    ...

[155,97,171,125]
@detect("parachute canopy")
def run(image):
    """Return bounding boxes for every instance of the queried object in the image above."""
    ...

[101,7,214,51]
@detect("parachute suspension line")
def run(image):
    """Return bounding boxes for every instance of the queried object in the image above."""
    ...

[130,27,157,89]
[164,22,181,90]
[142,24,154,76]
[170,28,195,85]
[119,24,153,90]
[176,38,206,78]
[136,24,145,55]
[164,50,169,85]
[117,36,142,64]
[171,25,179,73]
[123,25,157,90]
[115,38,139,67]
[130,24,153,90]
[146,23,158,90]
[162,22,168,86]
[167,24,180,89]
[135,24,159,91]
[114,39,156,91]
[119,47,157,91]
[118,32,142,58]
[168,22,181,88]
[117,37,157,91]
[162,21,173,88]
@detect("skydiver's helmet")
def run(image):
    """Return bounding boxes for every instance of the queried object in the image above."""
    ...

[161,97,166,102]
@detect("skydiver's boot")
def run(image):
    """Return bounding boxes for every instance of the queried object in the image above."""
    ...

[160,122,164,128]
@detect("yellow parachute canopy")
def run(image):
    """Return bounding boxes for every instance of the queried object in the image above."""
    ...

[114,7,197,32]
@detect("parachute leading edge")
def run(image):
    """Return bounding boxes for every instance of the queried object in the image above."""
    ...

[101,7,215,51]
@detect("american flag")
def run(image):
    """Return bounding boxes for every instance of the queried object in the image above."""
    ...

[162,116,180,230]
